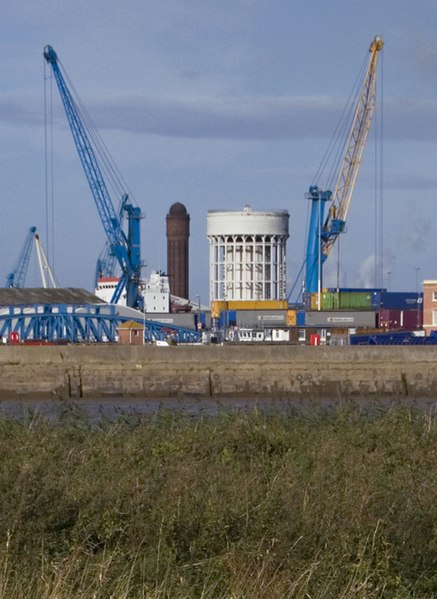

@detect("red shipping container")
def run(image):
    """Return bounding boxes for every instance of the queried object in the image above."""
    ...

[400,308,423,329]
[378,309,422,329]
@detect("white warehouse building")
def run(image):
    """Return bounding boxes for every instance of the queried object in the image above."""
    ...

[207,206,289,302]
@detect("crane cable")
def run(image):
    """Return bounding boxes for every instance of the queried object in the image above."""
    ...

[294,51,369,299]
[313,54,369,193]
[375,51,384,289]
[56,58,139,210]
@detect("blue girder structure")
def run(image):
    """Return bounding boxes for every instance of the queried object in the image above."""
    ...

[95,194,128,286]
[0,304,200,344]
[43,46,142,309]
[350,331,437,346]
[304,187,332,296]
[5,227,37,288]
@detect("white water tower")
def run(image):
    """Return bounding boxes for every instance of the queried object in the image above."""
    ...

[207,206,289,302]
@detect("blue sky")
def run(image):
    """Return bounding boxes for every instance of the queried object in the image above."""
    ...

[1,1,437,304]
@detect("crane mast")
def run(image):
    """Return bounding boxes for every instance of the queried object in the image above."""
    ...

[305,35,384,295]
[95,194,128,285]
[43,45,142,308]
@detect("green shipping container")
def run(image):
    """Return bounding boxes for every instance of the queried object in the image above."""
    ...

[321,291,372,310]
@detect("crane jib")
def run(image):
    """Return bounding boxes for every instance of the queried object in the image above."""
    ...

[304,35,383,295]
[43,45,142,309]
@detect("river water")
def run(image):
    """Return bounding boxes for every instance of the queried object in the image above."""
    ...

[1,395,437,422]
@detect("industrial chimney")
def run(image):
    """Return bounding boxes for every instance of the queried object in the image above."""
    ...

[166,202,190,299]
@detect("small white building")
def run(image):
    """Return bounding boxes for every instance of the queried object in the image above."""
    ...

[142,271,170,313]
[95,272,170,313]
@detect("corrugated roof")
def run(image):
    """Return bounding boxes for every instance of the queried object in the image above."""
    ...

[0,288,105,306]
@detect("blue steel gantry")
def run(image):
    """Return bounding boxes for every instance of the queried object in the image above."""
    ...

[0,302,200,344]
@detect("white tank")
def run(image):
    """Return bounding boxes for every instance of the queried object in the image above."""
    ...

[207,206,289,302]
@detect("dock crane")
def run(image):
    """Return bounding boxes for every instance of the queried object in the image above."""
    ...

[5,226,37,288]
[5,226,57,288]
[43,45,143,309]
[305,35,384,295]
[95,194,128,286]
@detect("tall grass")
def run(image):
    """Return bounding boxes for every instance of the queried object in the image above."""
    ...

[0,402,436,597]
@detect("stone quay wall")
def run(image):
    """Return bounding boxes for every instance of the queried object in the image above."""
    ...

[0,344,436,400]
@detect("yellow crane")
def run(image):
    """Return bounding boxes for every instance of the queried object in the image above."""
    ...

[305,35,384,294]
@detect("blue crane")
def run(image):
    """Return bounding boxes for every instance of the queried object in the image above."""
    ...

[95,194,128,285]
[5,226,37,288]
[43,45,143,309]
[305,35,384,295]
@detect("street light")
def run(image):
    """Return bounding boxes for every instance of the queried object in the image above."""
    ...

[386,271,391,292]
[415,267,421,329]
[195,295,201,329]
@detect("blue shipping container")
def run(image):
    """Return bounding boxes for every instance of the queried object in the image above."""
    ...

[374,291,423,310]
[297,311,306,326]
[327,287,387,293]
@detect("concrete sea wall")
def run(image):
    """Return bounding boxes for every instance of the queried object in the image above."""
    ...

[0,345,437,400]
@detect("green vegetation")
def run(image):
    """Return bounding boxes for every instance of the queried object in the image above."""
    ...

[0,402,437,598]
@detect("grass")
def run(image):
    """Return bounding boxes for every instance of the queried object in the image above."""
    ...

[0,402,436,597]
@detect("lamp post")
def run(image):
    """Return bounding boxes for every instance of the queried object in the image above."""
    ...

[386,271,391,292]
[195,294,201,327]
[415,267,421,329]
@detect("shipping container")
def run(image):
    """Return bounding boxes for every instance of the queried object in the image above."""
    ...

[373,291,423,310]
[211,299,288,318]
[236,310,287,328]
[227,300,288,311]
[378,309,400,328]
[218,310,237,328]
[297,311,306,326]
[402,309,423,329]
[286,309,296,326]
[305,310,377,328]
[327,287,387,294]
[310,293,321,310]
[210,301,227,319]
[145,312,196,329]
[378,308,423,329]
[321,291,373,310]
